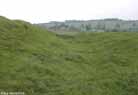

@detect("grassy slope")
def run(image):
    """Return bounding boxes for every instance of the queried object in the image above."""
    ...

[0,16,138,95]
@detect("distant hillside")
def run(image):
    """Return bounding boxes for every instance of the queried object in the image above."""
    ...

[0,16,138,95]
[37,18,138,32]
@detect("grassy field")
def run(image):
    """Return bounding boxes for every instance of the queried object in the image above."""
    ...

[0,16,138,95]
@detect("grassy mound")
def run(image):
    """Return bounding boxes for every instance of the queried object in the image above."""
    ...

[0,16,138,95]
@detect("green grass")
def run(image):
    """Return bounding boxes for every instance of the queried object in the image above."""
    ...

[0,16,138,95]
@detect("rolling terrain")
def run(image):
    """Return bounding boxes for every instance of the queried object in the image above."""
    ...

[0,16,138,95]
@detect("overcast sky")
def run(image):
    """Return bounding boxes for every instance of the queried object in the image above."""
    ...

[0,0,137,23]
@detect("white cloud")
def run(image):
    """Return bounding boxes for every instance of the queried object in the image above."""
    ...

[0,0,137,23]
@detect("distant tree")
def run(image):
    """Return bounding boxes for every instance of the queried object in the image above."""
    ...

[60,23,68,28]
[96,23,105,30]
[104,18,121,21]
[112,29,119,32]
[132,23,136,27]
[113,23,121,32]
[80,24,86,32]
[96,23,100,29]
[85,24,92,31]
[115,23,120,28]
[102,24,106,30]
